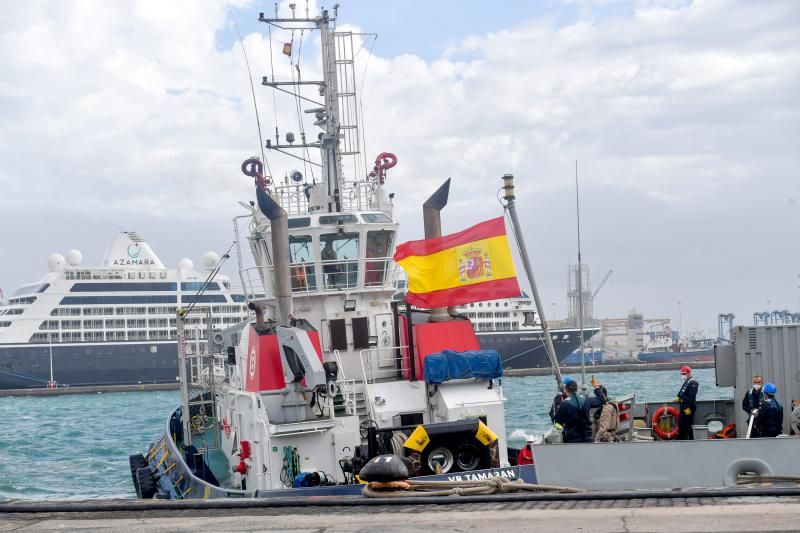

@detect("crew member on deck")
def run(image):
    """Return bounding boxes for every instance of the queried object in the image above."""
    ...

[742,374,765,437]
[594,386,621,443]
[554,377,603,443]
[675,365,699,440]
[321,240,339,288]
[754,383,784,437]
[548,380,568,424]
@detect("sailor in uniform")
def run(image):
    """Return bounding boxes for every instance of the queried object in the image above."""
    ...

[675,365,699,440]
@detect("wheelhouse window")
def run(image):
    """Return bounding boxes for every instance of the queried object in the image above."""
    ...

[319,214,358,225]
[362,213,392,223]
[365,230,394,286]
[288,217,311,229]
[320,232,359,289]
[289,235,317,292]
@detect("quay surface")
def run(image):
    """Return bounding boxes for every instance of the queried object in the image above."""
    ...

[0,383,179,398]
[506,360,715,377]
[0,493,798,532]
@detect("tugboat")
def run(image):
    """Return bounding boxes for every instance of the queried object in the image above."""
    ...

[129,6,537,500]
[131,5,800,501]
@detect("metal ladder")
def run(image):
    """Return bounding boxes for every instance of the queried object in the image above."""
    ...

[333,31,359,156]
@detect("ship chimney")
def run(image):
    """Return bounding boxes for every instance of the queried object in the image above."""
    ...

[255,188,293,325]
[423,178,452,322]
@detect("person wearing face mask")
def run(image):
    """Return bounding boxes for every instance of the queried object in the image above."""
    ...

[754,383,783,437]
[742,375,765,437]
[674,365,699,440]
[742,375,764,414]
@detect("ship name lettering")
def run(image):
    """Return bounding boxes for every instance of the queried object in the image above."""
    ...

[112,258,155,266]
[446,469,516,482]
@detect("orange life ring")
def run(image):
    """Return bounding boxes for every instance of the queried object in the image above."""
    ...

[651,406,680,440]
[714,423,736,439]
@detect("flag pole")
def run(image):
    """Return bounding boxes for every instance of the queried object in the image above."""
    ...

[575,160,586,388]
[502,174,564,388]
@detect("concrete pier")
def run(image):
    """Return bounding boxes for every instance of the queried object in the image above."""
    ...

[1,494,798,532]
[506,360,715,377]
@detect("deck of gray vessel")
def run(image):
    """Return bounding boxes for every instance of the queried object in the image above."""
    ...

[2,492,800,532]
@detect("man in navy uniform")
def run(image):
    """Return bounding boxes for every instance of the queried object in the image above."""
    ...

[754,383,784,437]
[554,377,604,443]
[742,374,765,437]
[675,365,699,440]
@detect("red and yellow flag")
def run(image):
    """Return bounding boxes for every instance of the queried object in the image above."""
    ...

[394,217,521,308]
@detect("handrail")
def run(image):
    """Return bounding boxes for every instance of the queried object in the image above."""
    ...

[359,346,410,384]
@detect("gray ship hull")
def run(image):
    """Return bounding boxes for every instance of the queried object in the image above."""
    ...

[477,327,600,370]
[0,342,178,389]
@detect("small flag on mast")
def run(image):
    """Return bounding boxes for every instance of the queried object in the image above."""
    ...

[393,217,521,308]
[282,43,292,56]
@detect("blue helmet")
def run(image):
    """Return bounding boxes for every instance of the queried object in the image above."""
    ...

[764,383,777,395]
[563,377,575,386]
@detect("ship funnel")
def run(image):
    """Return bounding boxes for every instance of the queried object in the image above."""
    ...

[255,188,293,325]
[423,178,452,322]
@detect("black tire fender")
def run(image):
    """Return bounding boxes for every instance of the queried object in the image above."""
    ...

[135,467,157,499]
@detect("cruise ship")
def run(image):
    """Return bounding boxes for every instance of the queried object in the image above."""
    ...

[456,296,600,369]
[0,232,250,389]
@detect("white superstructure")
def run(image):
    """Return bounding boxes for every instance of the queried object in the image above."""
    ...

[456,296,537,332]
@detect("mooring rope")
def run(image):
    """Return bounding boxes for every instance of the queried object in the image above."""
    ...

[362,476,582,498]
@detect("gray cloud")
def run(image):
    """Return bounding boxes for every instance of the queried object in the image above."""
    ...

[1,0,798,334]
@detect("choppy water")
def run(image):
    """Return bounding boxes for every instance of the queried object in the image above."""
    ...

[0,368,730,501]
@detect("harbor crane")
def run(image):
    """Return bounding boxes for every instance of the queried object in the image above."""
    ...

[592,269,614,302]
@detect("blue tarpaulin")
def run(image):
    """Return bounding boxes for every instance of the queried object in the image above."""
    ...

[423,349,503,385]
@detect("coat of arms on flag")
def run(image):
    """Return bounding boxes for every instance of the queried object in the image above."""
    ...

[457,243,493,282]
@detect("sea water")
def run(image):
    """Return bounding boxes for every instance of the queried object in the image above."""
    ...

[0,368,730,501]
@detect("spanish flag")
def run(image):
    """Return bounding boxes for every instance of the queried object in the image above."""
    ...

[394,217,521,308]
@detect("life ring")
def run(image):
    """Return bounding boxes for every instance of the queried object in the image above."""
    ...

[372,152,398,184]
[712,423,736,439]
[651,406,680,440]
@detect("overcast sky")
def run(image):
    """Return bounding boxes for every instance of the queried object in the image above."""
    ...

[0,0,798,335]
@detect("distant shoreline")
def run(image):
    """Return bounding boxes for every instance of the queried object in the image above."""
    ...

[505,360,715,377]
[0,382,180,398]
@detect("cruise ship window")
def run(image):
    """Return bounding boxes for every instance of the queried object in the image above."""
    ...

[160,272,167,279]
[128,273,135,279]
[138,272,145,279]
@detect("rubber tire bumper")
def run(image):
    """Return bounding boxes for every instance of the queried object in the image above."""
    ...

[135,467,157,499]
